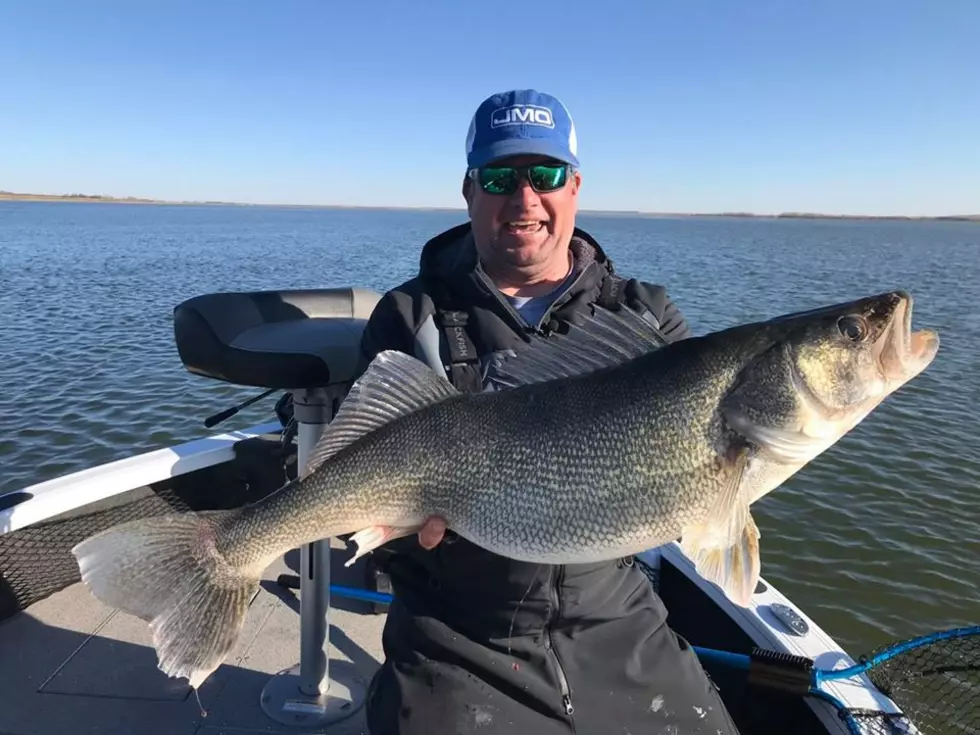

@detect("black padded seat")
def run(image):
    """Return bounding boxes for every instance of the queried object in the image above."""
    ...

[173,288,382,389]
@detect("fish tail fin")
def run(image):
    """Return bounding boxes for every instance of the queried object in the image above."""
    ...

[71,509,257,690]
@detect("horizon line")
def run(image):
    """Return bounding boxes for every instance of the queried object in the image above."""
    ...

[1,190,978,223]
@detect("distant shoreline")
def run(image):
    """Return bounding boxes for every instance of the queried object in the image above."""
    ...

[1,191,977,223]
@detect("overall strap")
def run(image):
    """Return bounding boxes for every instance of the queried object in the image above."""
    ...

[436,307,484,393]
[596,272,667,334]
[421,275,484,394]
[596,272,629,311]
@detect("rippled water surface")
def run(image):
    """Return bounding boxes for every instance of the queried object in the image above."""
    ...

[1,201,977,653]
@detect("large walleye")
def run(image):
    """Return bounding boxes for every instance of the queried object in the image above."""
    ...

[72,290,938,690]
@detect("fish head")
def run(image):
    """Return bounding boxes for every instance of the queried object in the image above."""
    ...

[787,290,939,414]
[720,290,939,491]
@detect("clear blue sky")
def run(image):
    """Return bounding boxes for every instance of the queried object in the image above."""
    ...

[2,1,977,215]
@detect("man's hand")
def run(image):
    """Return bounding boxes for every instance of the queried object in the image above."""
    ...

[418,516,447,549]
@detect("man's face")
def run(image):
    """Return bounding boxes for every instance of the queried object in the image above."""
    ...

[463,154,582,273]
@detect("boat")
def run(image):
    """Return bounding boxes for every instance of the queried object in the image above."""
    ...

[0,286,948,735]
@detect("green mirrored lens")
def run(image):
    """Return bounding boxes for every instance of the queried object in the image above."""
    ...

[480,167,518,194]
[528,165,567,191]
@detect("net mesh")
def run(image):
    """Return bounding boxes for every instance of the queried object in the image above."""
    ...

[0,434,293,622]
[841,630,980,735]
[0,489,194,620]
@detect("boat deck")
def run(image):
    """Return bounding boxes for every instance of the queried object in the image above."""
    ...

[1,541,383,735]
[0,427,905,735]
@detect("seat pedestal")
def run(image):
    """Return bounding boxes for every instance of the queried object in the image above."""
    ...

[172,287,384,729]
[260,387,368,727]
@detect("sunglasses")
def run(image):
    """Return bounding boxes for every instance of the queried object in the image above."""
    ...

[469,163,572,195]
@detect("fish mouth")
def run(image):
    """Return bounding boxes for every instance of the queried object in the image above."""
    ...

[724,290,939,476]
[878,291,940,383]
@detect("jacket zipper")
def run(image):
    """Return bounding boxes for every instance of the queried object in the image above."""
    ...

[476,262,586,718]
[529,263,592,332]
[476,262,594,335]
[475,268,537,333]
[544,564,575,718]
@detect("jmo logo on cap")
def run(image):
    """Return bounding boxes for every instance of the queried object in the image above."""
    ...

[490,105,555,129]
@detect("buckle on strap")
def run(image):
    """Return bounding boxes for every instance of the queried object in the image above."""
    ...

[439,309,469,328]
[437,309,479,365]
[598,275,626,311]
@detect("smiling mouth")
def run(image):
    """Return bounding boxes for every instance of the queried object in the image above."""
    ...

[504,220,546,234]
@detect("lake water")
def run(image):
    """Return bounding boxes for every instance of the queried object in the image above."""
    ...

[1,200,977,654]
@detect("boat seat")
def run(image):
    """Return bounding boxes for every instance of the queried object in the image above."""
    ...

[173,287,382,390]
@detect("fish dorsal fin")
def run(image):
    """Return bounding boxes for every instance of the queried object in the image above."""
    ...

[488,305,670,389]
[303,350,460,474]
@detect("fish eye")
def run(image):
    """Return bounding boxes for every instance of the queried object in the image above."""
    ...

[837,315,869,342]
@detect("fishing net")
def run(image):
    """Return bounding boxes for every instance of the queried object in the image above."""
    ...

[838,628,980,735]
[0,488,190,620]
[0,433,293,622]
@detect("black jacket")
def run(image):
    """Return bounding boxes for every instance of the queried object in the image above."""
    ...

[359,223,738,735]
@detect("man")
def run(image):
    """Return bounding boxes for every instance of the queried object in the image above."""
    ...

[357,89,740,735]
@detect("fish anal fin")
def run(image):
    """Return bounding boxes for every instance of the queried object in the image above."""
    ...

[680,445,762,607]
[304,351,460,475]
[343,524,423,567]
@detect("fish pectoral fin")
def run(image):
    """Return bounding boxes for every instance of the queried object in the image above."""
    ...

[344,524,423,567]
[681,514,761,608]
[680,444,762,607]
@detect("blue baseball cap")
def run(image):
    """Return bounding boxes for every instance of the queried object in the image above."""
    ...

[465,89,579,170]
